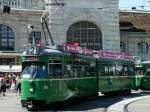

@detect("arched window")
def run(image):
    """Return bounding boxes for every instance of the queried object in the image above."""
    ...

[0,24,15,51]
[67,21,102,50]
[138,42,148,53]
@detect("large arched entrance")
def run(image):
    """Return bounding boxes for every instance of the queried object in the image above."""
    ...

[66,21,102,50]
[0,24,15,51]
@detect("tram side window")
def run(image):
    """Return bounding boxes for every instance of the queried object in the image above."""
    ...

[120,65,135,76]
[78,61,87,77]
[65,59,96,78]
[65,60,85,78]
[65,61,74,78]
[109,65,116,76]
[86,61,96,76]
[104,65,109,76]
[127,65,135,76]
[136,67,144,76]
[48,60,62,78]
[100,63,135,76]
[101,64,122,76]
[121,65,128,76]
[100,64,109,76]
[116,64,122,76]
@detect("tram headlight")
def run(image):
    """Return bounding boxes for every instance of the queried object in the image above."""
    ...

[29,88,34,93]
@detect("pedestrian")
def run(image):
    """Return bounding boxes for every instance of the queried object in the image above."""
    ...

[16,75,21,96]
[0,77,2,95]
[0,78,6,96]
[10,77,16,93]
[5,74,10,91]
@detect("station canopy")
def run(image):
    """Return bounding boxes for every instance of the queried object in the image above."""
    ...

[0,65,22,73]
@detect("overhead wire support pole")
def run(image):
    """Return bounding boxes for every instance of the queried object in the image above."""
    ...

[41,1,65,46]
[42,17,55,46]
[44,7,60,21]
[41,21,49,46]
[41,7,56,46]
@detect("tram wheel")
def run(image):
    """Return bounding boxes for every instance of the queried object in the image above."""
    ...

[21,100,26,108]
[27,104,35,111]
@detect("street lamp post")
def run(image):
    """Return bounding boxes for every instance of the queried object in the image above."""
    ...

[27,25,37,54]
[27,24,34,45]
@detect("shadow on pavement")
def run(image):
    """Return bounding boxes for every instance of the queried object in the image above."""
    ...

[28,91,149,112]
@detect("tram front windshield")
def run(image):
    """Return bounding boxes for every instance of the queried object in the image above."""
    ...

[22,61,47,78]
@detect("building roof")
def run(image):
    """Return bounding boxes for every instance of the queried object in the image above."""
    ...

[120,10,150,14]
[120,10,150,31]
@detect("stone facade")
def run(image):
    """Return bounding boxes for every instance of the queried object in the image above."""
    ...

[0,0,45,9]
[120,10,150,60]
[46,0,120,51]
[0,9,44,52]
[0,0,45,64]
[0,0,121,65]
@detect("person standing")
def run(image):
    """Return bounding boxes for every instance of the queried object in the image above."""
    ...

[1,78,6,96]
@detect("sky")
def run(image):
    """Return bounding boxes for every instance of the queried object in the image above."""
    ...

[119,0,150,10]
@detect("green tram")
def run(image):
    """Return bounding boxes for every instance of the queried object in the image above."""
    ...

[138,61,150,90]
[97,51,139,93]
[21,44,138,109]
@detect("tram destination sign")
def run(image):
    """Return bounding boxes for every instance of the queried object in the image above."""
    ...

[98,50,133,60]
[61,43,93,56]
[25,56,39,61]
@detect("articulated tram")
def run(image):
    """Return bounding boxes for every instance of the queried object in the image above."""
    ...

[21,44,140,109]
[137,61,150,90]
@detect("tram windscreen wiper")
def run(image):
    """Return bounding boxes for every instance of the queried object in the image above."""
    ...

[33,71,38,79]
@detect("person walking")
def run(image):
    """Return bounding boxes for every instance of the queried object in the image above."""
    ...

[0,76,2,96]
[1,78,6,96]
[10,77,16,93]
[16,75,21,96]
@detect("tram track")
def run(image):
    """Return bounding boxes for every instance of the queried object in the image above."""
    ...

[56,91,150,112]
[32,91,149,112]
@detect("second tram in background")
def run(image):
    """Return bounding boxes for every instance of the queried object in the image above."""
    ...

[20,43,141,110]
[136,61,150,90]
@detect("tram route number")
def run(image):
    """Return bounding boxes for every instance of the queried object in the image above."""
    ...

[28,45,37,55]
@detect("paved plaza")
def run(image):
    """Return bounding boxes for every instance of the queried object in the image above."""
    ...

[126,97,150,112]
[0,91,150,112]
[0,93,24,112]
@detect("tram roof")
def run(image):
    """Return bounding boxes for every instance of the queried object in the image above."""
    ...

[38,47,96,60]
[38,47,134,62]
[141,61,150,65]
[97,57,134,64]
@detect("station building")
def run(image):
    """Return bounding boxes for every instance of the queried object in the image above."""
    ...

[0,0,45,65]
[120,10,150,60]
[46,0,120,51]
[0,0,120,65]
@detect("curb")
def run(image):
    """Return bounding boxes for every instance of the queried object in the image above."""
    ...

[107,95,150,112]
